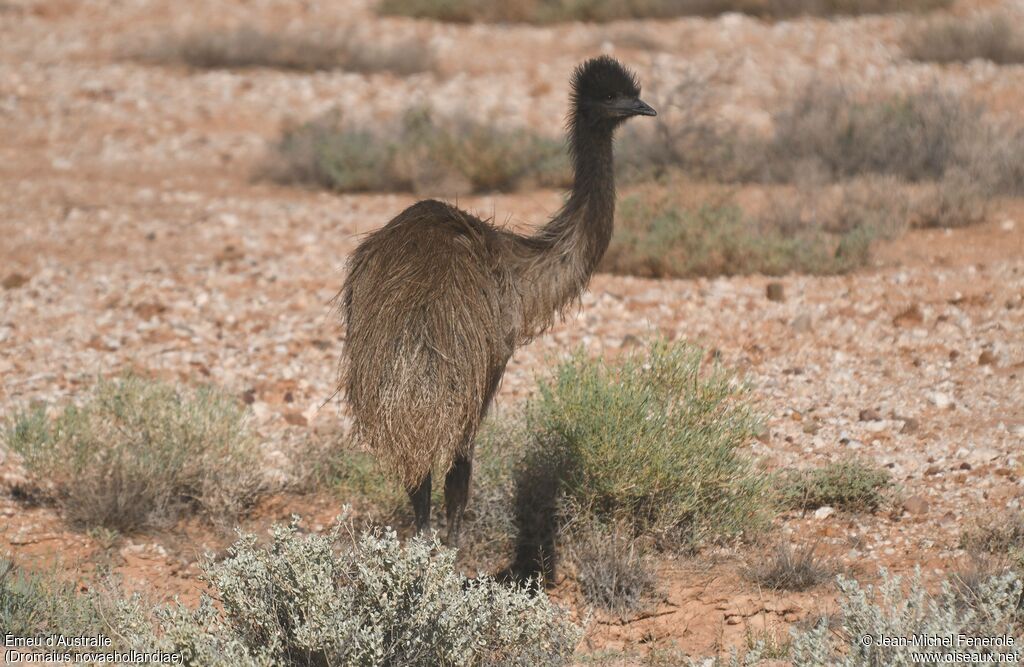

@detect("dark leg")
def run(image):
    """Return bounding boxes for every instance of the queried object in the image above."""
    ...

[444,455,472,548]
[408,472,432,536]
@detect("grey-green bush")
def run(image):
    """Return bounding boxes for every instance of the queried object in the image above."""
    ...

[116,520,580,666]
[267,107,569,194]
[526,340,766,548]
[3,373,262,531]
[791,568,1023,666]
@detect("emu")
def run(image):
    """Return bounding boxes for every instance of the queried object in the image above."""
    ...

[340,56,655,547]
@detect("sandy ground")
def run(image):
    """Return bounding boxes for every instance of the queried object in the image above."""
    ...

[2,0,1023,662]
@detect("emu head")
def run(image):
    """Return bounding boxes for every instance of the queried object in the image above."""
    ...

[570,55,656,128]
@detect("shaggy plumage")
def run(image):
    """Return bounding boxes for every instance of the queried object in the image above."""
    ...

[340,56,655,545]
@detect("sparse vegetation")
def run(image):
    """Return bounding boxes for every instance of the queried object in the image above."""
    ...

[379,0,950,24]
[602,176,908,278]
[790,569,1023,665]
[903,13,1024,65]
[743,541,837,592]
[3,374,263,531]
[778,459,893,513]
[139,25,434,74]
[116,520,581,666]
[266,107,569,194]
[525,340,767,549]
[631,79,1024,195]
[0,558,114,639]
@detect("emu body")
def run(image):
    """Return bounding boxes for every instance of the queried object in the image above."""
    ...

[341,57,655,546]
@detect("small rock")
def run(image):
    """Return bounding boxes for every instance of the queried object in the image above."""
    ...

[978,350,998,366]
[766,282,785,302]
[924,465,941,476]
[859,408,882,422]
[929,392,953,410]
[791,313,812,333]
[893,304,924,328]
[802,419,820,435]
[284,412,308,427]
[2,272,29,289]
[901,418,920,434]
[903,495,930,515]
[814,506,835,520]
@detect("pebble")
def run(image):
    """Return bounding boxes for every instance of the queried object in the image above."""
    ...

[903,495,930,515]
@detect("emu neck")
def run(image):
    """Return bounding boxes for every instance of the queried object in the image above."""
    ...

[516,120,616,337]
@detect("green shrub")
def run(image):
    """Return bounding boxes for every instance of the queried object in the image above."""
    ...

[791,569,1023,666]
[526,340,766,548]
[116,520,580,666]
[778,460,893,513]
[0,558,113,639]
[3,373,262,531]
[903,13,1024,65]
[266,107,569,194]
[139,25,433,74]
[379,0,950,23]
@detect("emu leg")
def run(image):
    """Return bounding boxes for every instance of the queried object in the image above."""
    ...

[408,472,432,535]
[444,455,472,548]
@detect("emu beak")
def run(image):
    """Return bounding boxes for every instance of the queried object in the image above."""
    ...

[631,98,657,117]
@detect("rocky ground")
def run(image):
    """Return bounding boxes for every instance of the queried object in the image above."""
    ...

[2,0,1023,662]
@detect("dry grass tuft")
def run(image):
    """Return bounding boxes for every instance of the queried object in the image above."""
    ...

[570,522,659,615]
[743,541,838,592]
[138,25,434,75]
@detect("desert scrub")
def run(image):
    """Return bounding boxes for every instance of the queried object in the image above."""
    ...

[527,339,767,548]
[116,520,580,666]
[778,459,893,513]
[137,25,433,75]
[791,568,1023,666]
[569,521,659,615]
[762,84,1024,201]
[0,558,114,638]
[379,0,950,23]
[902,13,1024,65]
[601,178,906,278]
[3,373,262,531]
[266,107,569,194]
